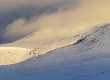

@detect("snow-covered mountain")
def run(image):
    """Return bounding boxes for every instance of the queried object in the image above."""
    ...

[0,23,110,80]
[0,26,82,65]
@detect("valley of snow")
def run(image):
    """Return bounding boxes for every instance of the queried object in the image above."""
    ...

[0,23,110,80]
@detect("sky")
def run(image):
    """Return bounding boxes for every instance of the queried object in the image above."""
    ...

[0,0,110,43]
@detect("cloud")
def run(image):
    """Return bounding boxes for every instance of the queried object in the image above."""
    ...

[0,0,81,43]
[2,0,110,43]
[0,0,79,27]
[0,0,78,12]
[0,0,78,27]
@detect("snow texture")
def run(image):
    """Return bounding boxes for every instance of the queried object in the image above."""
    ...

[0,23,110,80]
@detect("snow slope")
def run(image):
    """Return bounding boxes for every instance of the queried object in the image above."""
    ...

[0,28,80,65]
[0,23,110,80]
[0,47,31,65]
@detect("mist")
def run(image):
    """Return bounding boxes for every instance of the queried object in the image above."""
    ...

[1,0,110,43]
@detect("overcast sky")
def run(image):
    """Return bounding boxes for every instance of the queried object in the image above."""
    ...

[0,0,81,43]
[0,0,110,43]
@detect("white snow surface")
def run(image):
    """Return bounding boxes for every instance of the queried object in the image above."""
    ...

[0,26,80,65]
[0,23,110,80]
[0,47,31,65]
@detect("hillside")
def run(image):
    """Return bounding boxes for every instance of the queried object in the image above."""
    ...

[0,27,81,65]
[0,23,110,80]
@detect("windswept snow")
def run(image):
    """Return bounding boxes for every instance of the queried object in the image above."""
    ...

[0,29,81,65]
[0,23,110,80]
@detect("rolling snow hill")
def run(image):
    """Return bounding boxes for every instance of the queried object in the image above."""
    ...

[0,26,82,65]
[0,23,110,80]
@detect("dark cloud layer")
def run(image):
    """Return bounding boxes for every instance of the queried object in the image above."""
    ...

[0,0,80,26]
[0,0,81,44]
[1,0,110,44]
